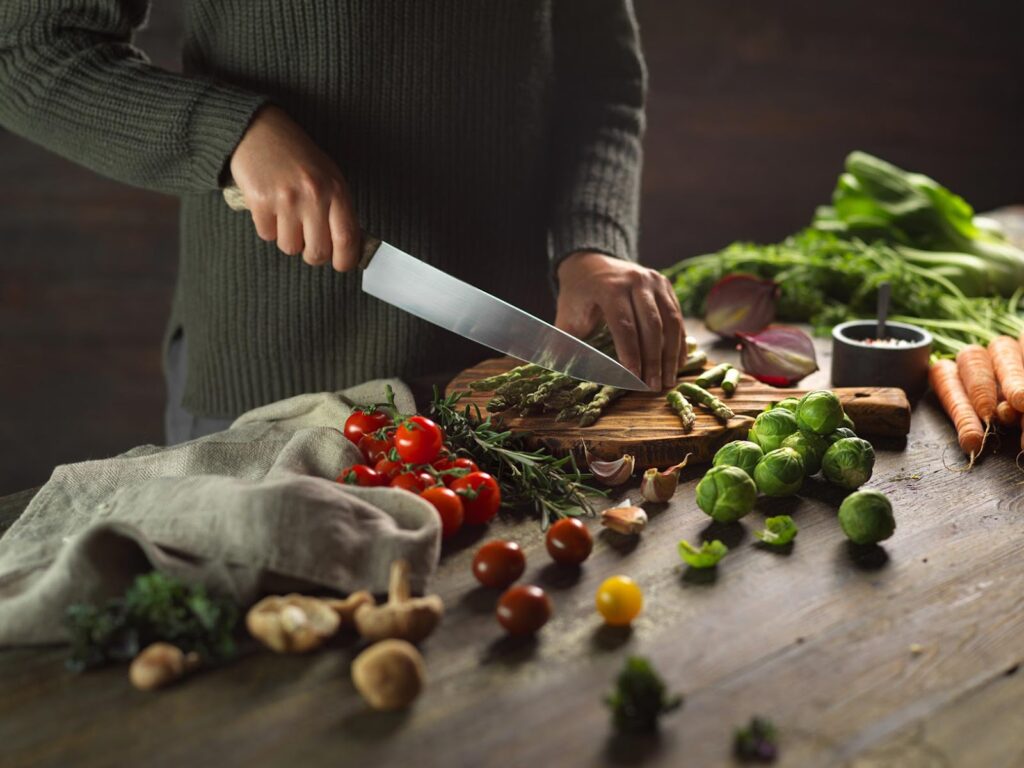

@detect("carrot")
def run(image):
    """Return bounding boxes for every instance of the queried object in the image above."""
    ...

[1020,413,1024,454]
[955,344,997,425]
[989,336,1024,412]
[929,359,984,457]
[995,399,1021,428]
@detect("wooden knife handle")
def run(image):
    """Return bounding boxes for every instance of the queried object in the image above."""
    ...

[221,184,381,266]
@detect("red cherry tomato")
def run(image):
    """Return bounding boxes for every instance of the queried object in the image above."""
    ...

[335,464,386,487]
[545,518,593,565]
[357,432,393,464]
[373,457,403,479]
[451,471,501,526]
[496,585,551,636]
[343,409,392,446]
[472,540,526,589]
[420,486,464,538]
[390,471,435,493]
[442,457,480,486]
[394,416,445,465]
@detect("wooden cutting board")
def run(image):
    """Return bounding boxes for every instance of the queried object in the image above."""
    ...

[446,357,911,467]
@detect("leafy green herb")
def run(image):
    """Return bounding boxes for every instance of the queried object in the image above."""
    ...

[65,572,239,672]
[678,538,728,569]
[605,656,682,734]
[429,389,602,528]
[754,515,798,547]
[734,716,779,763]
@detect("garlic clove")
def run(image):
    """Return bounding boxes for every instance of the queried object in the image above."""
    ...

[584,446,636,487]
[600,505,648,535]
[639,456,691,503]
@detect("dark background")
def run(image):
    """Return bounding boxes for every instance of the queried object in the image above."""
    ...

[2,1,1022,494]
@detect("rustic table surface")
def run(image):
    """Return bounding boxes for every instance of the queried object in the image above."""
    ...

[2,324,1024,768]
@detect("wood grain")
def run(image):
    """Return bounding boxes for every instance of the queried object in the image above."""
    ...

[3,331,1024,767]
[446,356,910,466]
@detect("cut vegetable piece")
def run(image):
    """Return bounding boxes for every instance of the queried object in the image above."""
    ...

[721,367,741,396]
[704,273,778,337]
[678,539,728,569]
[737,326,819,386]
[666,390,696,432]
[755,515,798,547]
[676,382,734,422]
[695,363,732,389]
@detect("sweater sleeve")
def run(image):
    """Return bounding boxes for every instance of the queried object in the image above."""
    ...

[548,0,648,271]
[0,0,268,194]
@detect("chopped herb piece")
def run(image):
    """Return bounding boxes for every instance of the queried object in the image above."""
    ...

[605,656,682,734]
[734,716,779,763]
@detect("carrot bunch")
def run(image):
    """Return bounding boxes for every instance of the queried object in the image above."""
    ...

[931,334,1024,461]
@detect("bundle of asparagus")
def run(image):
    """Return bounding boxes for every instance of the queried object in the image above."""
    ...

[468,330,707,427]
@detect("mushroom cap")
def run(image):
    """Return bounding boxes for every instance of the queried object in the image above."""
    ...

[354,595,443,644]
[246,594,341,653]
[129,642,197,691]
[351,639,425,711]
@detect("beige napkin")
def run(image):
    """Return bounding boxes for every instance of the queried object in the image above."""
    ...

[0,380,441,645]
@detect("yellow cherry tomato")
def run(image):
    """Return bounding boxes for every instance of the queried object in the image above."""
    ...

[595,575,643,626]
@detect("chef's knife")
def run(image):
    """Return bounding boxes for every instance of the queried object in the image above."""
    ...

[222,186,649,391]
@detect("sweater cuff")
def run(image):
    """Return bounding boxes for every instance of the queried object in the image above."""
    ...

[550,211,635,271]
[187,84,270,190]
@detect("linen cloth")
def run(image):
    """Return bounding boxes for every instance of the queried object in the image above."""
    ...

[0,380,440,645]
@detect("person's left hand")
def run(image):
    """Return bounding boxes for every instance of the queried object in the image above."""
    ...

[554,251,685,391]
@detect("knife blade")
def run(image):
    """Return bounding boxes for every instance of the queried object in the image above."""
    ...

[222,186,649,390]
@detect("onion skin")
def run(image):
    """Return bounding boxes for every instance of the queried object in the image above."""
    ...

[705,274,778,337]
[737,326,819,386]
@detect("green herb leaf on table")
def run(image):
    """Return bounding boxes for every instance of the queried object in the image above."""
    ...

[605,656,683,734]
[678,539,728,569]
[734,716,779,763]
[754,515,799,547]
[65,572,239,672]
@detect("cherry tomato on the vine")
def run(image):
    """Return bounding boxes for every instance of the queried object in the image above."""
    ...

[358,432,393,464]
[472,540,525,589]
[343,409,392,446]
[496,585,551,636]
[389,471,435,494]
[420,486,464,538]
[545,518,593,565]
[335,464,386,487]
[451,471,501,526]
[595,575,643,627]
[394,416,445,465]
[373,457,403,480]
[442,457,480,486]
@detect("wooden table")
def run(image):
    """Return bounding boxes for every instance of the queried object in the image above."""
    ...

[3,327,1024,768]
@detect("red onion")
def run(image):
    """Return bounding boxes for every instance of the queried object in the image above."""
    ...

[704,274,778,337]
[737,326,819,386]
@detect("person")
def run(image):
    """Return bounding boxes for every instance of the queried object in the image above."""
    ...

[0,0,684,444]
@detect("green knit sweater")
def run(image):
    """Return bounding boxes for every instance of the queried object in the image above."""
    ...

[0,0,646,417]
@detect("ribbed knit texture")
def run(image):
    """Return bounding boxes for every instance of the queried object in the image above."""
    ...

[0,0,646,418]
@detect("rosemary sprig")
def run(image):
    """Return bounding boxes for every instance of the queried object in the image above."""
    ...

[429,388,603,528]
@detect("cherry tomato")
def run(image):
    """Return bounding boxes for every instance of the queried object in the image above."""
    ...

[451,471,501,526]
[420,486,464,538]
[545,518,593,565]
[390,471,435,493]
[442,457,480,486]
[496,585,551,636]
[373,457,403,480]
[357,432,393,464]
[335,464,386,487]
[343,409,392,446]
[472,540,525,589]
[595,575,643,626]
[394,416,445,465]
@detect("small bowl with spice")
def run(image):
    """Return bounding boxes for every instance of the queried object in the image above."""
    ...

[831,320,932,400]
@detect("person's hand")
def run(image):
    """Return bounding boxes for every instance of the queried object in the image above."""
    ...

[555,252,685,391]
[229,105,360,271]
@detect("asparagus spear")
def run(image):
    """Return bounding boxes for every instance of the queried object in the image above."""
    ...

[676,382,734,422]
[695,363,732,389]
[666,390,696,432]
[470,363,545,391]
[579,386,627,427]
[721,367,741,397]
[677,350,708,375]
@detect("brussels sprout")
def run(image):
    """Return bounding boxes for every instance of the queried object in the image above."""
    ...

[821,437,875,490]
[838,490,895,544]
[825,427,858,445]
[712,440,764,479]
[795,390,844,435]
[747,409,799,453]
[678,539,728,568]
[755,515,798,547]
[841,412,856,432]
[780,430,828,476]
[695,466,757,523]
[753,447,805,497]
[771,397,800,413]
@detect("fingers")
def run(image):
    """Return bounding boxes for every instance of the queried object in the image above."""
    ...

[601,295,643,383]
[631,279,664,390]
[328,191,361,271]
[554,295,599,340]
[654,276,685,389]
